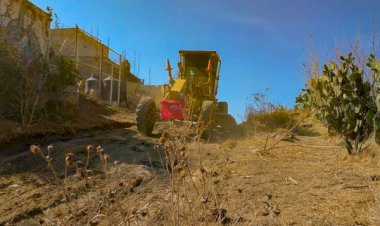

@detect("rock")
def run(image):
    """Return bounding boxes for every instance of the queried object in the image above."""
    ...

[262,209,270,216]
[274,207,281,215]
[211,171,219,177]
[8,184,19,188]
[200,196,208,203]
[132,145,145,152]
[266,192,272,200]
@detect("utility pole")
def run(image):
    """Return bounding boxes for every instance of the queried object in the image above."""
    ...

[149,67,151,85]
[75,25,79,70]
[125,57,128,106]
[118,54,121,106]
[138,53,140,76]
[110,64,113,105]
[99,44,103,100]
[133,50,136,74]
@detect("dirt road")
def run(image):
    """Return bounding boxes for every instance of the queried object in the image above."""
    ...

[1,121,380,225]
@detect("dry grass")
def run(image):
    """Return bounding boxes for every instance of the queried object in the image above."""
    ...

[23,142,156,226]
[2,120,380,225]
[0,97,134,146]
[6,130,249,225]
[244,107,299,132]
[0,118,19,143]
[154,133,242,225]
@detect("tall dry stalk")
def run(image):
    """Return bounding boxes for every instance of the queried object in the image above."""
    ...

[85,144,94,170]
[158,132,238,225]
[30,144,73,207]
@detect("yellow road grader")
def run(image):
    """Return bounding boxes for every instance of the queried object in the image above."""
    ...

[135,50,237,138]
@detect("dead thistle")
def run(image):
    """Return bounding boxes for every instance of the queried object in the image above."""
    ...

[46,155,53,164]
[159,136,167,144]
[160,132,170,144]
[66,153,74,167]
[65,153,74,181]
[96,146,105,171]
[85,144,94,170]
[96,145,104,155]
[30,144,42,155]
[29,145,74,211]
[76,160,85,178]
[96,146,110,175]
[47,144,54,156]
[30,145,60,183]
[103,154,110,172]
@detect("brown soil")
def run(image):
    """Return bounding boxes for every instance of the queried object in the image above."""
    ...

[0,97,135,146]
[1,116,380,225]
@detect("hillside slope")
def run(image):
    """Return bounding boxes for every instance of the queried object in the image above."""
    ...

[1,122,380,225]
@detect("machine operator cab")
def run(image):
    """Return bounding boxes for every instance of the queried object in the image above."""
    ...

[178,50,221,101]
[161,50,222,121]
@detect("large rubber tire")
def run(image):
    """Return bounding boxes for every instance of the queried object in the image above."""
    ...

[217,101,228,114]
[198,101,215,126]
[214,113,238,139]
[198,101,215,139]
[136,97,157,136]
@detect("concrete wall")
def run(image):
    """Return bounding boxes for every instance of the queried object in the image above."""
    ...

[0,0,50,56]
[50,28,138,82]
[123,82,166,109]
[138,84,166,109]
[50,27,142,104]
[50,28,106,81]
[50,28,109,58]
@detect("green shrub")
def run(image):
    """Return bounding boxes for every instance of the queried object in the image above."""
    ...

[45,55,79,93]
[0,40,79,126]
[0,40,45,123]
[0,41,23,115]
[367,54,380,144]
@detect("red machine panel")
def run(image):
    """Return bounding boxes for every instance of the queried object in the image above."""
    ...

[160,100,185,120]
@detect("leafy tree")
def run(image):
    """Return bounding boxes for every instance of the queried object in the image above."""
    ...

[45,55,79,92]
[0,39,79,127]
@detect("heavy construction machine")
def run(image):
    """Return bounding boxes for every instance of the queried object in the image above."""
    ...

[135,50,237,137]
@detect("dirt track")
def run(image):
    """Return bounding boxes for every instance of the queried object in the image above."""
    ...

[1,120,380,225]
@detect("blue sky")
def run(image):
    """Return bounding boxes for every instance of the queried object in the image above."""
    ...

[32,0,380,122]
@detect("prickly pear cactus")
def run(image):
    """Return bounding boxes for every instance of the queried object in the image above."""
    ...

[297,53,376,154]
[367,54,380,145]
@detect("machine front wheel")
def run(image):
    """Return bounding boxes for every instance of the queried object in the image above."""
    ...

[136,97,157,136]
[197,101,215,139]
[214,113,239,139]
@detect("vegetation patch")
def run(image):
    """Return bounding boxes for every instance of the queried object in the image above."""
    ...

[243,90,299,132]
[297,53,380,154]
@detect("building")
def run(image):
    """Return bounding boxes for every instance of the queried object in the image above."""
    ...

[0,0,51,58]
[50,27,141,104]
